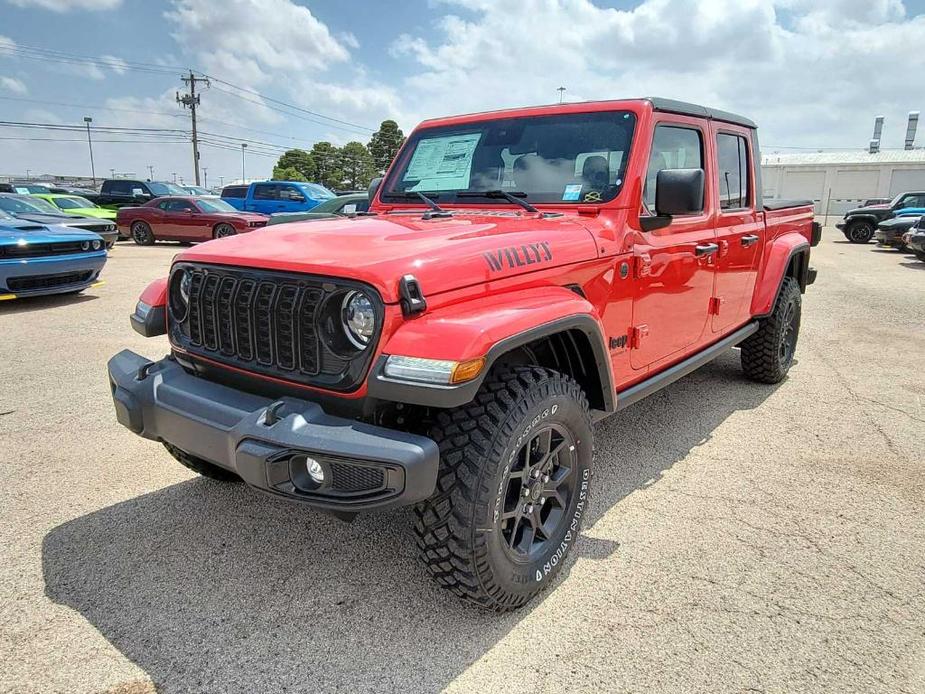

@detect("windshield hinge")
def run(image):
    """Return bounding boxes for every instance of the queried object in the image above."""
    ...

[399,275,427,317]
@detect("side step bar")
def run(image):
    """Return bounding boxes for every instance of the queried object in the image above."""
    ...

[615,322,759,412]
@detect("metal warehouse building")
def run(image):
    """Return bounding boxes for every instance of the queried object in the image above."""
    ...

[762,149,925,217]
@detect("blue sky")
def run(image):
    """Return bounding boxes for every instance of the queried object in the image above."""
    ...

[1,0,924,184]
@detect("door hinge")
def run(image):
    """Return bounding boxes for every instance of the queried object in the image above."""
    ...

[709,296,725,315]
[634,253,651,278]
[630,324,649,349]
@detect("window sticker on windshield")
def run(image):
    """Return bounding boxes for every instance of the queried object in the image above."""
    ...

[563,184,582,201]
[403,133,482,191]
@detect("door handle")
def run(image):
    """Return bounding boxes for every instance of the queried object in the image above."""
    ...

[695,243,719,257]
[741,234,760,247]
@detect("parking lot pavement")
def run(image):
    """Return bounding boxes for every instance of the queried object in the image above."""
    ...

[0,233,923,694]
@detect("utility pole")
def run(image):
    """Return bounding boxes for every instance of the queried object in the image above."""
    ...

[110,168,115,179]
[241,143,247,182]
[147,164,154,180]
[557,86,566,104]
[219,176,224,188]
[83,117,96,186]
[171,172,177,183]
[177,71,209,186]
[202,167,208,189]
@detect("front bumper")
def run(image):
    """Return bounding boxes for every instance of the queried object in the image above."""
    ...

[835,221,847,231]
[107,350,440,513]
[0,251,107,298]
[875,230,905,247]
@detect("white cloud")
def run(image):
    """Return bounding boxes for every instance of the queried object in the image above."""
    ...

[165,0,352,87]
[5,0,121,11]
[0,76,27,94]
[391,0,925,150]
[0,35,16,51]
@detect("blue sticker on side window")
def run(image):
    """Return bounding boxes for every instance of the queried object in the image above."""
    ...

[563,184,582,201]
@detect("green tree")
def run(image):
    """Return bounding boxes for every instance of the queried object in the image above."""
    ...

[271,166,307,182]
[310,142,344,190]
[338,141,377,190]
[272,149,316,181]
[367,120,405,173]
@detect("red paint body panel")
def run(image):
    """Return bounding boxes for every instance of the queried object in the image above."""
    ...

[176,213,600,304]
[139,277,167,307]
[116,196,268,242]
[382,285,602,361]
[133,100,816,405]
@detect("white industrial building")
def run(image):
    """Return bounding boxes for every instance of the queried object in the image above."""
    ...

[762,149,925,216]
[762,111,925,217]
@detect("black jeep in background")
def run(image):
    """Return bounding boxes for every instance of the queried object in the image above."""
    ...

[86,179,188,209]
[837,191,925,243]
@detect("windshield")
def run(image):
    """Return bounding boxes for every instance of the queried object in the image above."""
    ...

[0,196,55,214]
[303,183,335,200]
[185,186,211,195]
[382,111,636,205]
[148,182,186,195]
[196,198,238,213]
[54,196,95,210]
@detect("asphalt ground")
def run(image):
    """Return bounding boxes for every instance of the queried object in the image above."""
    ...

[1,230,923,693]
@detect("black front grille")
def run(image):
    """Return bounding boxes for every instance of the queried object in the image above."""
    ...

[80,224,114,234]
[171,263,380,392]
[330,463,385,493]
[0,241,86,259]
[7,270,93,291]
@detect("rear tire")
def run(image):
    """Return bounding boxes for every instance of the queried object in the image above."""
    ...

[846,220,874,243]
[740,276,801,384]
[162,441,241,482]
[131,221,155,246]
[915,251,925,262]
[415,366,593,611]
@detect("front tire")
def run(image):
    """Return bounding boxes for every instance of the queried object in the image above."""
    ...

[740,276,801,384]
[131,221,154,246]
[162,442,240,482]
[846,220,874,243]
[415,366,593,611]
[213,223,236,239]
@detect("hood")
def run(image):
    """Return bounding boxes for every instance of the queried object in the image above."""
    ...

[12,212,106,227]
[846,204,892,216]
[68,208,117,220]
[175,211,599,303]
[0,221,103,244]
[878,215,923,229]
[214,212,267,221]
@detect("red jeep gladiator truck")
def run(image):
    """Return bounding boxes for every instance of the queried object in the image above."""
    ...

[108,98,819,610]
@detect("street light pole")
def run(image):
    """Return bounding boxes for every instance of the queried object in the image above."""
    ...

[147,164,154,180]
[83,117,96,186]
[202,167,208,189]
[241,143,247,182]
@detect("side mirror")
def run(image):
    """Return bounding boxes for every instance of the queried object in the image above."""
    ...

[368,176,383,202]
[640,168,704,232]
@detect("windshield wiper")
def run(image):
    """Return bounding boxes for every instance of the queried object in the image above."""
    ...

[388,191,453,219]
[457,190,539,213]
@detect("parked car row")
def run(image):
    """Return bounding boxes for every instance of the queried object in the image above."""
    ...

[0,178,358,300]
[837,191,925,243]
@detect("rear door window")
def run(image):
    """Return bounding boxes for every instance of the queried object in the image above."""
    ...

[716,133,751,210]
[253,184,279,200]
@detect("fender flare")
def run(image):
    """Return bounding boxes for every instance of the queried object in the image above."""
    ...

[844,214,880,227]
[752,237,809,318]
[367,287,613,411]
[131,277,168,337]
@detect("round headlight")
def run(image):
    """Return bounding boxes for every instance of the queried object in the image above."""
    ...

[80,241,90,251]
[91,239,101,250]
[169,268,191,321]
[342,291,375,349]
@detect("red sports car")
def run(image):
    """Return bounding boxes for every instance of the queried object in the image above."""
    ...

[116,196,269,245]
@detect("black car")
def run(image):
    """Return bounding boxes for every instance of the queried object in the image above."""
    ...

[0,194,118,247]
[905,221,925,262]
[836,191,925,243]
[875,215,922,250]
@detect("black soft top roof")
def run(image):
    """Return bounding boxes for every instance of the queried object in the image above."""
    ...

[647,97,756,129]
